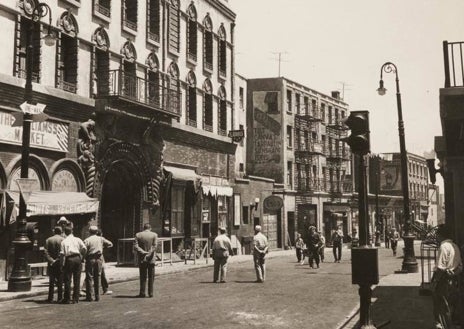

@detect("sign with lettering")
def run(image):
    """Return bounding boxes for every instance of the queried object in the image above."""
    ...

[263,195,283,212]
[228,129,245,143]
[52,170,79,192]
[0,110,68,152]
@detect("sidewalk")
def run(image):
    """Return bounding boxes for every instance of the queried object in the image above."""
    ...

[337,266,434,329]
[0,249,294,302]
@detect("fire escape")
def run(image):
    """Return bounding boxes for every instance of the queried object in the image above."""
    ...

[294,101,324,193]
[325,112,352,197]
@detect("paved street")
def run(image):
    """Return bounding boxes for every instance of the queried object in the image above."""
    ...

[0,246,408,329]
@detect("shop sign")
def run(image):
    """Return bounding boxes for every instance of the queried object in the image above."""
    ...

[228,129,244,143]
[263,195,283,212]
[52,170,78,192]
[0,110,68,152]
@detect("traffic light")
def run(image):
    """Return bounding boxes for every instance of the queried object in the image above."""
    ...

[342,111,370,155]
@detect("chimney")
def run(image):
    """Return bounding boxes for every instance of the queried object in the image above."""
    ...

[331,91,340,99]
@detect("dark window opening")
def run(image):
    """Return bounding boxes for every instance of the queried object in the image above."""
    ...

[219,39,226,76]
[122,60,136,99]
[242,206,249,224]
[204,93,213,131]
[18,18,41,82]
[95,48,109,96]
[204,30,213,70]
[187,19,197,61]
[219,99,227,136]
[147,0,160,42]
[187,86,197,127]
[147,70,160,107]
[124,0,138,30]
[59,34,78,93]
[95,0,111,17]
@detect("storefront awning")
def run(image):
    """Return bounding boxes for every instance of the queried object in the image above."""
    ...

[164,166,201,182]
[202,185,233,197]
[3,191,99,217]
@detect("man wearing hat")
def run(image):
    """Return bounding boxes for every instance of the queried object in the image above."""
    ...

[253,225,269,283]
[57,216,72,237]
[212,227,234,283]
[83,225,113,301]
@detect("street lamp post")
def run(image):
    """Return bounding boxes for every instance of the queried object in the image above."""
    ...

[8,2,54,292]
[377,62,418,273]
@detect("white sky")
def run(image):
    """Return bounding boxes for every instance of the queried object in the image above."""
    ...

[229,0,464,161]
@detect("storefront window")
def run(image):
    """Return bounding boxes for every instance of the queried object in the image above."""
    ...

[218,196,228,229]
[171,185,185,234]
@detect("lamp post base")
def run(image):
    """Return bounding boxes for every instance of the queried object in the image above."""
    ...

[401,234,418,273]
[7,238,32,292]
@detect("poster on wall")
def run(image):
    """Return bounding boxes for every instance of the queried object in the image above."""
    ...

[252,91,282,182]
[234,194,241,226]
[380,164,401,191]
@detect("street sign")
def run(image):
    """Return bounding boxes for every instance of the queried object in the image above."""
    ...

[228,129,245,143]
[20,102,46,114]
[263,195,283,212]
[12,102,49,127]
[16,178,40,203]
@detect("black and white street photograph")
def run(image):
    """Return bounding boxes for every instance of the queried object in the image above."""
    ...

[0,1,463,328]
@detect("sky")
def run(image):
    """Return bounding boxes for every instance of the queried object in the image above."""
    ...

[228,0,464,160]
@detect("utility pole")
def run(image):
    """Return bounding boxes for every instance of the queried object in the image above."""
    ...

[337,81,353,100]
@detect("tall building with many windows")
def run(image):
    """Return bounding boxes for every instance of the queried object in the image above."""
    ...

[0,0,237,272]
[246,77,353,244]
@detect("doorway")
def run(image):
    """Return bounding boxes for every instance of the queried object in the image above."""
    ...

[101,161,142,261]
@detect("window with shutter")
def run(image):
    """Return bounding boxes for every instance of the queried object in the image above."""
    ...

[147,0,160,43]
[186,71,197,127]
[203,15,213,72]
[203,79,213,132]
[218,25,226,78]
[168,0,180,54]
[187,4,197,62]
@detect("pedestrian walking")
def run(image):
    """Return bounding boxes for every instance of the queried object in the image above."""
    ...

[212,227,234,283]
[318,232,326,263]
[431,224,462,329]
[60,225,87,304]
[331,226,344,262]
[306,226,322,269]
[384,228,390,249]
[390,227,400,256]
[44,226,64,303]
[83,226,113,302]
[295,233,305,264]
[134,223,158,298]
[97,229,113,295]
[253,225,269,283]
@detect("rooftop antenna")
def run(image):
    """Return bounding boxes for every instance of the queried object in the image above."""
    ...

[337,81,353,100]
[270,51,289,77]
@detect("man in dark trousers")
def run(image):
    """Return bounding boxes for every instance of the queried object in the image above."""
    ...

[44,226,65,303]
[84,226,113,302]
[212,227,234,283]
[134,223,158,298]
[60,225,87,304]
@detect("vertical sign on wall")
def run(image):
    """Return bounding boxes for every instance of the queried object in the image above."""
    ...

[234,194,241,226]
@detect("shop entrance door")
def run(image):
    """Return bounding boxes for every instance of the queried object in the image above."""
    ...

[101,161,142,262]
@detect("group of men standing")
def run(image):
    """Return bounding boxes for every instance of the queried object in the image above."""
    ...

[44,217,113,304]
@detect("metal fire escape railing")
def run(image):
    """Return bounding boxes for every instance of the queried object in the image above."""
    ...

[102,69,181,116]
[443,40,464,88]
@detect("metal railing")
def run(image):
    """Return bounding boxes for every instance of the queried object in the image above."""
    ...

[57,79,77,93]
[94,1,111,17]
[148,31,160,43]
[325,146,350,160]
[103,69,181,116]
[297,178,352,193]
[296,107,322,121]
[18,69,39,83]
[295,142,325,155]
[444,41,464,87]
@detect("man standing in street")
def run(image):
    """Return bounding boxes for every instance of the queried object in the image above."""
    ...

[390,227,400,256]
[97,228,113,295]
[331,226,344,263]
[253,225,269,283]
[44,226,64,303]
[60,225,87,304]
[212,227,233,283]
[134,223,158,298]
[432,224,462,329]
[84,226,113,302]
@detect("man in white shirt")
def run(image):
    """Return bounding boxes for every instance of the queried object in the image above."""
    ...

[212,227,233,283]
[253,225,269,283]
[60,225,87,304]
[432,224,462,329]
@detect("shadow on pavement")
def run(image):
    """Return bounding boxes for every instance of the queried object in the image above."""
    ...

[113,295,147,299]
[234,280,260,284]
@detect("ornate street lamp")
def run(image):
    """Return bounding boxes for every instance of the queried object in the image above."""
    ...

[8,2,55,292]
[377,62,418,273]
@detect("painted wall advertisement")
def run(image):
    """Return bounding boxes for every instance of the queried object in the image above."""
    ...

[0,110,68,152]
[380,163,402,191]
[252,91,282,182]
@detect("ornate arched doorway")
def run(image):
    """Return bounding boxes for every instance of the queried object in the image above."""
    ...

[101,159,142,261]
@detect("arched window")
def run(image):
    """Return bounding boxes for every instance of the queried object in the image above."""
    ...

[203,15,213,72]
[146,53,160,107]
[92,27,110,97]
[186,71,197,127]
[121,40,137,99]
[218,85,227,136]
[187,4,197,62]
[57,11,79,93]
[203,79,213,132]
[168,0,180,53]
[218,25,227,78]
[168,62,180,114]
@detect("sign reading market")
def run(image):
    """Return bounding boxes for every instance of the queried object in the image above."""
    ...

[0,109,68,152]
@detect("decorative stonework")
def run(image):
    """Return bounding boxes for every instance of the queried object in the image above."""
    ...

[93,26,109,51]
[146,52,159,71]
[59,11,78,37]
[121,40,137,62]
[77,117,97,197]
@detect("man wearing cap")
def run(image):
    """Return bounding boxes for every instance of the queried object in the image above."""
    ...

[134,223,158,298]
[44,226,65,303]
[84,226,113,302]
[57,216,70,237]
[60,225,87,304]
[212,227,234,283]
[253,225,269,283]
